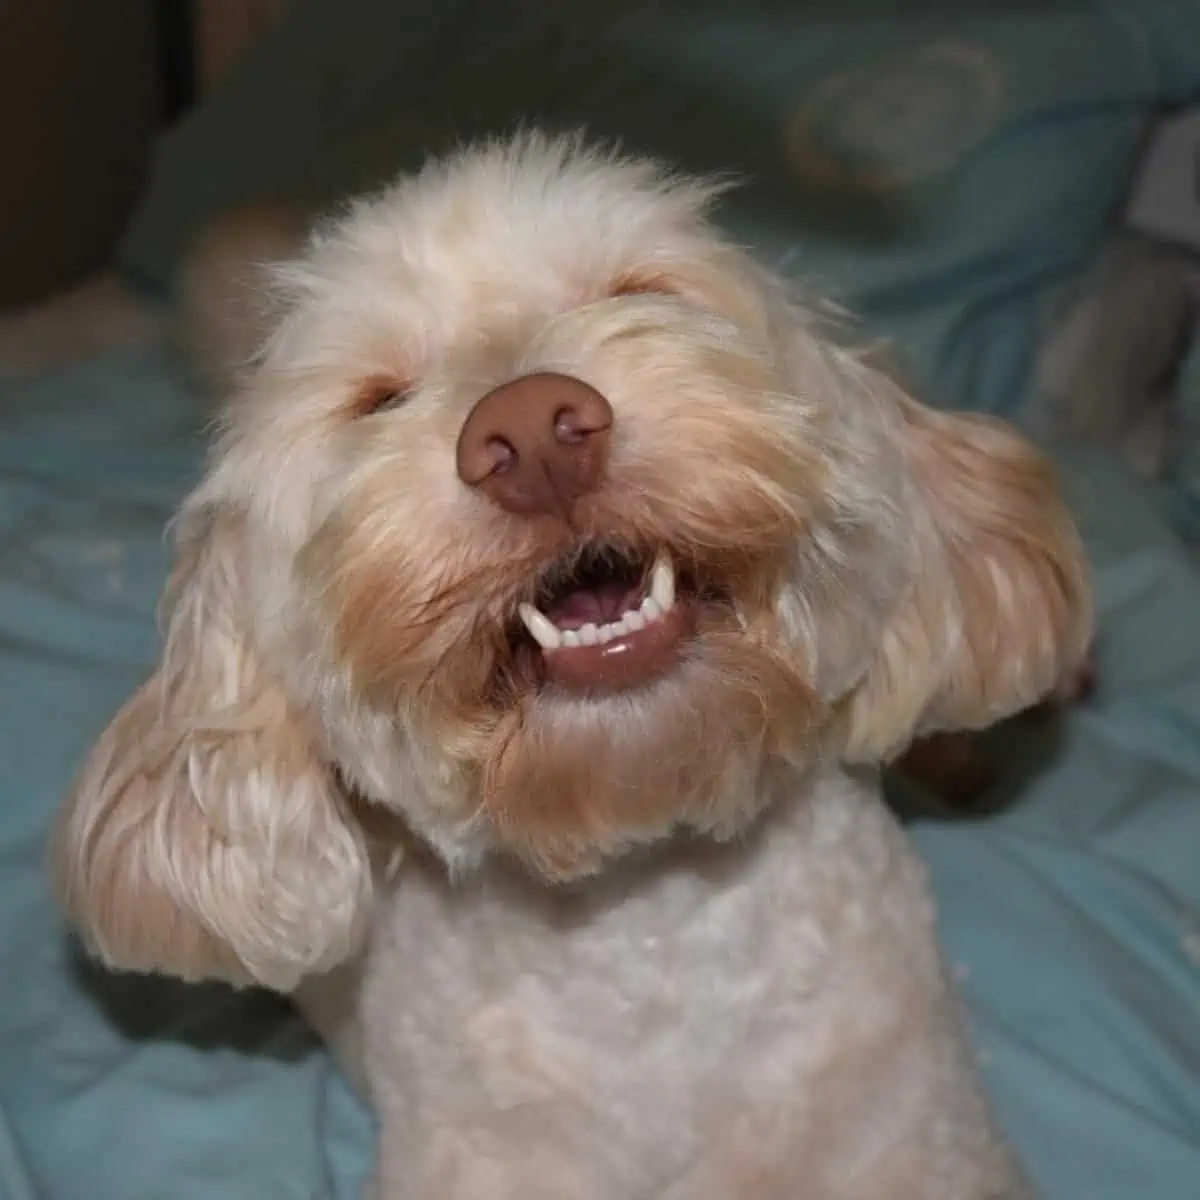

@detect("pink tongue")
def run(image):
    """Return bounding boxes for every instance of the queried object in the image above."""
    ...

[544,582,641,630]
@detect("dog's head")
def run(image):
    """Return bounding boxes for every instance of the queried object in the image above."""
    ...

[53,134,1091,989]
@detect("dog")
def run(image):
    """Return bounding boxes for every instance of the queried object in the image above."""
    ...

[52,133,1091,1198]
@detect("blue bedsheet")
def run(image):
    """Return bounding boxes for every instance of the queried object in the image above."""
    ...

[5,1,1200,1191]
[1,345,1198,1197]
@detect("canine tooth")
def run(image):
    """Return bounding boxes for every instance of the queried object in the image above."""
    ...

[624,609,646,632]
[562,630,581,649]
[641,596,662,623]
[650,552,675,611]
[518,602,561,650]
[597,621,619,644]
[579,623,599,646]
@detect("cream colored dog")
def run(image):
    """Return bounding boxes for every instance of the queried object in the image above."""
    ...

[53,133,1090,1198]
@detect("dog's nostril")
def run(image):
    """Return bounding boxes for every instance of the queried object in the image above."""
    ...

[484,436,518,476]
[554,406,601,446]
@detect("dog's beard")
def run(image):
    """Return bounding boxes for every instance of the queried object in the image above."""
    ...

[482,626,822,878]
[315,530,823,878]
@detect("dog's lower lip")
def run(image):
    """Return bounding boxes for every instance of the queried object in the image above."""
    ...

[543,600,694,691]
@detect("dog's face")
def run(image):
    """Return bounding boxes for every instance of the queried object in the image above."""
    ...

[53,135,1091,990]
[222,139,858,877]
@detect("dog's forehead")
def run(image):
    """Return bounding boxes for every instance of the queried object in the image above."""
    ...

[402,143,711,266]
[316,143,720,327]
[264,139,745,391]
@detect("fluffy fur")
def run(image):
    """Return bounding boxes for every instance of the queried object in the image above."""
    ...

[53,133,1091,1196]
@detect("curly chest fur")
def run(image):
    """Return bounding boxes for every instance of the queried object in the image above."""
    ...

[344,769,1024,1200]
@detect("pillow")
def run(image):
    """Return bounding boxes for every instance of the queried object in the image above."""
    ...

[119,0,1200,415]
[1165,335,1200,548]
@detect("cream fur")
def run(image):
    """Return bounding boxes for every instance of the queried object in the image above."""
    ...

[52,132,1090,1195]
[338,769,1026,1199]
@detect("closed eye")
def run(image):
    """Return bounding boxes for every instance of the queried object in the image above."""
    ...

[354,378,415,417]
[611,270,678,299]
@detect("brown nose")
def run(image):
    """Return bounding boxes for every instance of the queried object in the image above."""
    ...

[456,372,613,516]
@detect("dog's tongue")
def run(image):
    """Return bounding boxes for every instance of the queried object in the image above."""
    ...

[543,582,639,630]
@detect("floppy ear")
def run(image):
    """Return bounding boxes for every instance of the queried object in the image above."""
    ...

[837,388,1092,763]
[52,504,373,992]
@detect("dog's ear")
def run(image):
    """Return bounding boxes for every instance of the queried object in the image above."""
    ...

[836,385,1092,763]
[52,504,372,992]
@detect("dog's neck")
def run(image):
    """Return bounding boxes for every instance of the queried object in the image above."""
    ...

[359,761,883,909]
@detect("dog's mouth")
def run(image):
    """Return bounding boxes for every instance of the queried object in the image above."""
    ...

[513,543,697,692]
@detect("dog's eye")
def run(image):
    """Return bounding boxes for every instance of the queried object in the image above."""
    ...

[354,380,414,417]
[611,271,677,299]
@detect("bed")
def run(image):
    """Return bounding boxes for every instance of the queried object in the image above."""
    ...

[2,2,1200,1195]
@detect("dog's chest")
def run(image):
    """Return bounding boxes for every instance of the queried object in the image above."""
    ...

[355,770,950,1195]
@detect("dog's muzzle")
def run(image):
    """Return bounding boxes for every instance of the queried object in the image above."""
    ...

[458,374,695,693]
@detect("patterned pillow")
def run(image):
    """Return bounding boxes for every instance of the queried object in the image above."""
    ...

[120,0,1200,416]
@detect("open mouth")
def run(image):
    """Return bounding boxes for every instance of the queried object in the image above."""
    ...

[515,544,695,691]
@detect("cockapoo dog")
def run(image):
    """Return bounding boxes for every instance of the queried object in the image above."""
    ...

[53,133,1091,1198]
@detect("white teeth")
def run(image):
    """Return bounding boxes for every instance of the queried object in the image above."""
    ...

[595,621,618,643]
[522,550,679,653]
[650,552,675,612]
[518,602,561,650]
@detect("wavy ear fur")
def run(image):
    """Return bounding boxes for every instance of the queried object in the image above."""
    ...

[52,505,372,992]
[837,387,1092,763]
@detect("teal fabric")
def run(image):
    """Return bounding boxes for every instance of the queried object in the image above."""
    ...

[914,446,1200,1197]
[7,3,1200,1193]
[2,354,1200,1197]
[0,348,371,1199]
[120,0,1200,417]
